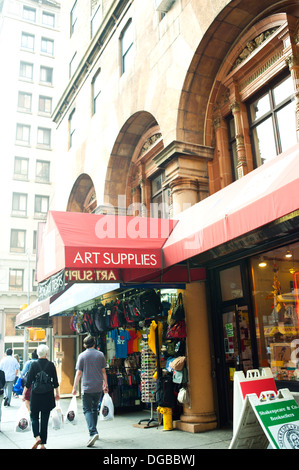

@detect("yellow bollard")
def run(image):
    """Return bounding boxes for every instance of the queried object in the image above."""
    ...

[157,406,173,430]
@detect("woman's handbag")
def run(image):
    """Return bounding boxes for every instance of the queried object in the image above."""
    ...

[169,356,186,371]
[99,393,114,421]
[171,293,185,322]
[166,320,187,339]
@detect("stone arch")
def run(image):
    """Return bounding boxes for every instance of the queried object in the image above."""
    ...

[66,173,96,213]
[103,111,160,210]
[177,0,298,147]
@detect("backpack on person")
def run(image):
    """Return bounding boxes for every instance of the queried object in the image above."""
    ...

[0,370,5,390]
[32,362,54,394]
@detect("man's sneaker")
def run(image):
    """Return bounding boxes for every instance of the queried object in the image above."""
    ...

[87,434,99,447]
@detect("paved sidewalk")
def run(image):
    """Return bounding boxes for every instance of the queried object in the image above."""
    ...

[0,395,233,451]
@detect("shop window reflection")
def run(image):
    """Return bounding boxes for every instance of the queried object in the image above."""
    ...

[251,242,299,382]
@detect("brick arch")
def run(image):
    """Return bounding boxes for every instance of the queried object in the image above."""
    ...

[67,173,96,213]
[104,111,158,208]
[177,0,297,146]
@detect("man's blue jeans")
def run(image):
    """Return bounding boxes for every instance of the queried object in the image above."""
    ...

[82,392,102,437]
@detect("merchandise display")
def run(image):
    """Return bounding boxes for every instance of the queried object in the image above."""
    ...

[68,288,189,415]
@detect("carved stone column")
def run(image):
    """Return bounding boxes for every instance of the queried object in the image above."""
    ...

[286,54,299,141]
[230,100,247,178]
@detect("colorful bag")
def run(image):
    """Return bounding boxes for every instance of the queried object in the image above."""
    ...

[166,320,187,339]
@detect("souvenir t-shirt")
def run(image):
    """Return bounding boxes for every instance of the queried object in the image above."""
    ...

[111,329,131,358]
[132,330,142,353]
[127,330,138,355]
[106,332,116,361]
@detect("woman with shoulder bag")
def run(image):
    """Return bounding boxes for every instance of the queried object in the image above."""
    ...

[22,344,60,449]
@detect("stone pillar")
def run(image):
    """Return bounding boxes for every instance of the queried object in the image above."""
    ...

[175,282,217,432]
[169,177,199,214]
[286,54,299,141]
[230,101,247,179]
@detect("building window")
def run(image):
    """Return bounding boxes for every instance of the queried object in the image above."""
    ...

[18,91,32,112]
[150,172,170,219]
[42,11,55,28]
[21,32,34,51]
[37,127,51,148]
[41,37,54,55]
[92,70,101,114]
[248,74,296,167]
[16,124,30,145]
[40,66,53,85]
[10,229,26,253]
[12,192,27,217]
[32,269,38,291]
[35,195,49,217]
[69,109,76,148]
[23,6,36,22]
[33,230,37,253]
[91,4,101,38]
[70,1,77,36]
[14,157,29,180]
[120,20,133,75]
[36,160,50,183]
[9,269,24,291]
[19,61,33,80]
[38,95,52,114]
[69,52,77,77]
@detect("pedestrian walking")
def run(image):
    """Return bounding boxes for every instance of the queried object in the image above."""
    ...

[72,335,108,447]
[21,349,38,412]
[0,368,5,430]
[0,348,19,406]
[22,344,60,449]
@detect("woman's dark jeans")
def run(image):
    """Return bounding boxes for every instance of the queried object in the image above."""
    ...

[30,409,51,444]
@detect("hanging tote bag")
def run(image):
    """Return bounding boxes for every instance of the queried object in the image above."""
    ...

[99,393,114,421]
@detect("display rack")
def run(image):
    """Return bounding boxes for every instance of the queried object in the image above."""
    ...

[137,327,161,427]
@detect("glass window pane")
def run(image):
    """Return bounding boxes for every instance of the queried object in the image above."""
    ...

[252,117,276,165]
[273,76,294,106]
[276,101,297,152]
[250,93,270,122]
[219,265,243,302]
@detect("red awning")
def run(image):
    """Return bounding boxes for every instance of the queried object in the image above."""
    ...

[163,143,299,267]
[37,211,177,283]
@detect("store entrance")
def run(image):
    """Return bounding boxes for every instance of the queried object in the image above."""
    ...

[211,261,257,426]
[222,304,254,422]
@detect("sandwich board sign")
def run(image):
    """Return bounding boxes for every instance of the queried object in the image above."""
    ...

[230,388,299,449]
[232,368,277,433]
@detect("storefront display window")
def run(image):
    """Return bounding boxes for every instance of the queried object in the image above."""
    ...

[251,242,299,383]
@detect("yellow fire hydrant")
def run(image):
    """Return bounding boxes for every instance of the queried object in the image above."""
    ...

[157,406,173,431]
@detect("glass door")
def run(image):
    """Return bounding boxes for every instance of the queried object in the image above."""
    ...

[222,304,254,422]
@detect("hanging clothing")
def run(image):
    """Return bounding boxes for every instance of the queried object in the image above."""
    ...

[111,329,131,358]
[148,321,163,356]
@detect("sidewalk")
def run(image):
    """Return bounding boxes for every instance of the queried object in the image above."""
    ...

[0,395,233,450]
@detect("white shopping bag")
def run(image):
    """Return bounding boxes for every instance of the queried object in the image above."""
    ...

[66,395,78,425]
[15,402,31,433]
[51,400,64,430]
[99,393,114,421]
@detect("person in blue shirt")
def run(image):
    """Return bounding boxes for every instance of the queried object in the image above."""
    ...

[0,349,19,406]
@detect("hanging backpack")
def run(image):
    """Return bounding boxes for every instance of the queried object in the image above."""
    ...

[93,305,106,333]
[115,300,126,325]
[123,301,134,323]
[32,362,54,394]
[76,312,85,334]
[137,289,162,319]
[110,305,120,328]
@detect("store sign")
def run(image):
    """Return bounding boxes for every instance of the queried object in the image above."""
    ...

[38,269,65,301]
[65,248,160,269]
[65,268,120,282]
